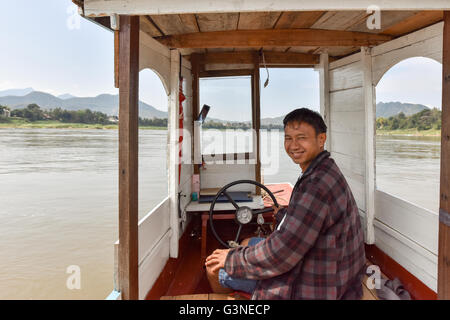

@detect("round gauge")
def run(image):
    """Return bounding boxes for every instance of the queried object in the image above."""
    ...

[236,207,253,224]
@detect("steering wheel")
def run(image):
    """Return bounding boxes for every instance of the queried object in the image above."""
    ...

[209,179,279,248]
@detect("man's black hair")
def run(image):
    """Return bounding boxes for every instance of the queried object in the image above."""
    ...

[283,108,327,135]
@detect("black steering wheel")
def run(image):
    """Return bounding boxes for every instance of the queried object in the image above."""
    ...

[209,179,279,248]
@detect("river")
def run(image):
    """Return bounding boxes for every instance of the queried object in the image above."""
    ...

[0,129,440,299]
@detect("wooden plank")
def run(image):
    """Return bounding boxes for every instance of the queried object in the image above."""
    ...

[118,15,140,301]
[375,190,438,254]
[329,61,363,92]
[438,10,450,300]
[313,46,360,58]
[145,220,196,300]
[84,1,450,17]
[331,151,365,177]
[311,11,368,31]
[157,29,392,49]
[329,51,361,70]
[138,197,170,265]
[374,218,438,290]
[139,230,171,299]
[330,110,365,134]
[274,11,325,29]
[198,51,319,65]
[196,13,239,32]
[238,12,281,30]
[179,14,201,33]
[262,51,319,65]
[381,11,444,36]
[140,16,163,37]
[199,69,254,77]
[330,131,365,160]
[150,14,193,35]
[288,46,321,54]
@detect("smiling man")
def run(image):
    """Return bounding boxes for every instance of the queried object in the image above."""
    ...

[205,108,366,300]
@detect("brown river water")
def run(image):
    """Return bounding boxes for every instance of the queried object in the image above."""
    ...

[0,129,440,299]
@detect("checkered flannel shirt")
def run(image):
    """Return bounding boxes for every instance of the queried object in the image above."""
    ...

[224,151,366,299]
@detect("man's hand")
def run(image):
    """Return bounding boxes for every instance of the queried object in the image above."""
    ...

[271,205,282,230]
[205,248,230,273]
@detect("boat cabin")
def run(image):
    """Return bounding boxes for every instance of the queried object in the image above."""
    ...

[72,0,450,300]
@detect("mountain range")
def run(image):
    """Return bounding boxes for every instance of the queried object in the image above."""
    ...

[0,89,167,119]
[0,88,432,122]
[376,101,430,118]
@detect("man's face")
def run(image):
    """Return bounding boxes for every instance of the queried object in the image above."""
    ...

[284,121,326,172]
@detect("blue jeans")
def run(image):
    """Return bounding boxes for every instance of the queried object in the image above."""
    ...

[218,237,264,293]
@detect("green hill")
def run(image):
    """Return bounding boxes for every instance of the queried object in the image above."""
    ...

[376,101,429,118]
[376,108,441,132]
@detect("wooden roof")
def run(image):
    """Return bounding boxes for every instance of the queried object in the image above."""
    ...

[73,0,443,60]
[141,10,443,58]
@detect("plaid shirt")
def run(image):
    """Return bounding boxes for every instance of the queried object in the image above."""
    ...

[224,151,366,300]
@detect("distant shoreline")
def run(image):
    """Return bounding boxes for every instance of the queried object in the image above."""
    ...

[0,120,165,130]
[376,128,441,137]
[0,121,442,137]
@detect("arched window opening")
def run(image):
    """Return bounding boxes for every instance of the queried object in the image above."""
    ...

[138,68,169,220]
[375,57,442,213]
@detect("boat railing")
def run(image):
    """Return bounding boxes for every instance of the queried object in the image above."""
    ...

[106,195,171,300]
[374,189,438,291]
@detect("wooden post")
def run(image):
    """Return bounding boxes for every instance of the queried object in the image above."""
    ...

[438,11,450,300]
[118,15,139,300]
[318,53,331,151]
[362,47,376,244]
[191,53,200,175]
[252,53,261,193]
[168,50,180,258]
[114,31,119,88]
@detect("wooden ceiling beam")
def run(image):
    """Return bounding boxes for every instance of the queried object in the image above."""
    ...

[194,51,320,65]
[157,28,392,48]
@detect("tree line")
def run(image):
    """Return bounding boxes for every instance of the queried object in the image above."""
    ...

[202,120,284,130]
[376,108,441,131]
[4,103,168,126]
[5,103,441,131]
[3,103,283,129]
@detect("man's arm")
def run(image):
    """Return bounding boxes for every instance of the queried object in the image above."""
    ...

[224,183,329,280]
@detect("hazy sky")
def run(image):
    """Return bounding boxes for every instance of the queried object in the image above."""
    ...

[0,1,442,119]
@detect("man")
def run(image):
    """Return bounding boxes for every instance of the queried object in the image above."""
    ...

[205,108,366,300]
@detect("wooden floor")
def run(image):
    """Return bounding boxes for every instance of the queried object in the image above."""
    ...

[162,264,382,300]
[156,214,386,300]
